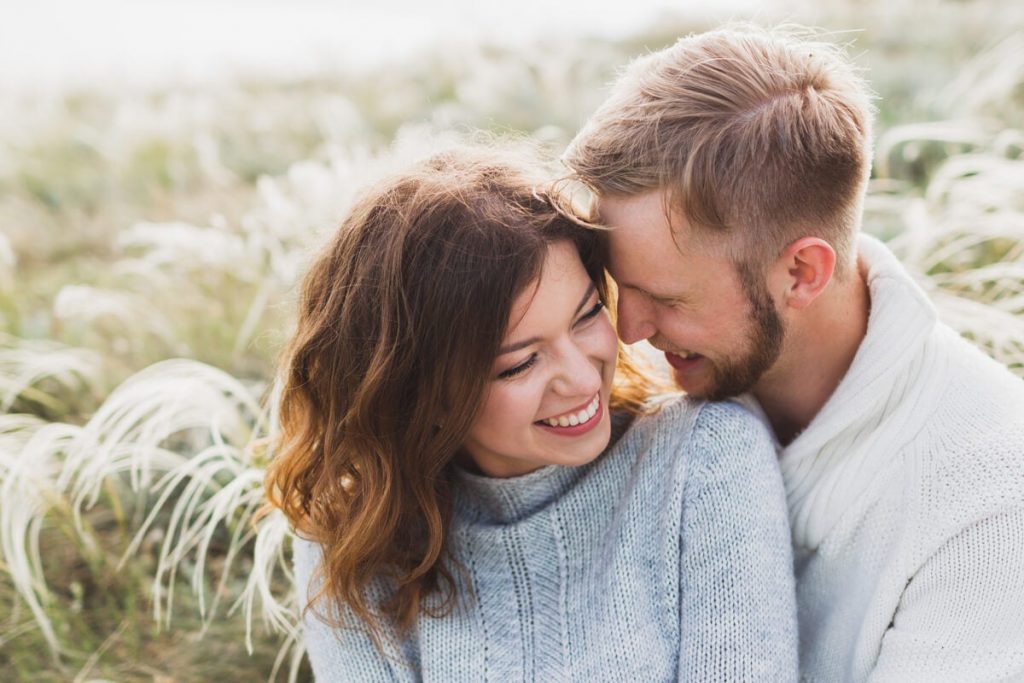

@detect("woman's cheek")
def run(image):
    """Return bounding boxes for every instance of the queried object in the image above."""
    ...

[487,378,544,436]
[591,315,620,363]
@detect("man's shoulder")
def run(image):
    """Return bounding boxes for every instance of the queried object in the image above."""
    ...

[901,328,1024,551]
[930,322,1024,438]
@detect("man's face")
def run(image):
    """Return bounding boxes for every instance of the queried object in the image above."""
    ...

[598,190,785,400]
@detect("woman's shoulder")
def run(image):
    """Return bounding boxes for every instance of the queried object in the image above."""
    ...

[647,395,774,454]
[689,399,777,453]
[291,533,325,599]
[683,399,784,502]
[626,395,773,449]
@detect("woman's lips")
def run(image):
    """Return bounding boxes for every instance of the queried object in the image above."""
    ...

[535,396,604,437]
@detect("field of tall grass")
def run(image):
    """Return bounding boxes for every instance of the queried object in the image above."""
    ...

[2,1,1023,680]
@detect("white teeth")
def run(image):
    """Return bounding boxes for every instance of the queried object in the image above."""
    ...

[542,395,600,428]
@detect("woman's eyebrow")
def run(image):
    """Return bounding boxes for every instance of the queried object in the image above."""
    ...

[498,283,597,355]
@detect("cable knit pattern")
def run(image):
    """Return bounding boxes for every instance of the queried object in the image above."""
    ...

[293,399,798,682]
[782,235,1024,683]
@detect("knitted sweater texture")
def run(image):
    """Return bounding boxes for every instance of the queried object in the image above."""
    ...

[783,235,1024,682]
[294,399,799,682]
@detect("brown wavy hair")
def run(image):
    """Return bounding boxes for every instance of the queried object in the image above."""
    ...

[264,145,665,651]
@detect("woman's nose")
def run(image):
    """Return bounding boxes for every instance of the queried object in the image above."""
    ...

[550,339,603,398]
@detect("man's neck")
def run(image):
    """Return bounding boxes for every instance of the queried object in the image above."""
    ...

[753,268,871,447]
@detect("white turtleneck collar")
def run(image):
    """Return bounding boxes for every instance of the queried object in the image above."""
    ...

[780,234,946,550]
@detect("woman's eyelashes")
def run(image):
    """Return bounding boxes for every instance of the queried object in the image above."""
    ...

[498,352,538,380]
[576,299,605,324]
[496,300,605,380]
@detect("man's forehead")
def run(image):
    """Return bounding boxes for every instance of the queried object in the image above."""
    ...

[604,238,687,299]
[601,212,688,266]
[597,192,696,252]
[595,190,670,225]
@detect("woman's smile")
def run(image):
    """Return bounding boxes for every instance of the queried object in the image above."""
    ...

[535,394,602,435]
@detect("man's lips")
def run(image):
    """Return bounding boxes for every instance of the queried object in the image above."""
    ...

[665,351,704,371]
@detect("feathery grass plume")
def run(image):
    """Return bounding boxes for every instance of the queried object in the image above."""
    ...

[929,290,1024,371]
[234,378,303,675]
[875,121,987,184]
[936,32,1024,124]
[58,359,258,524]
[0,334,107,419]
[51,359,299,674]
[53,284,181,358]
[880,149,1024,375]
[0,232,16,333]
[107,219,294,373]
[0,231,14,287]
[117,222,255,277]
[0,414,84,658]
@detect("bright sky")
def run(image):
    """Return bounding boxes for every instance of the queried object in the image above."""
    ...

[0,0,761,93]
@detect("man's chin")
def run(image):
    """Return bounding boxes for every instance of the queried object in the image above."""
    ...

[671,368,715,399]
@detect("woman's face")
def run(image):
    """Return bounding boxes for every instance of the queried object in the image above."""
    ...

[462,240,618,478]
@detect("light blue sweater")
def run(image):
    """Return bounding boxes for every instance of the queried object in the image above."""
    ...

[293,399,798,682]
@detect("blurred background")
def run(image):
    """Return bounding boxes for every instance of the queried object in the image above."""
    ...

[2,0,1023,680]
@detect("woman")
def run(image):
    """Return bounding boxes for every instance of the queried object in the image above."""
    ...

[265,147,798,681]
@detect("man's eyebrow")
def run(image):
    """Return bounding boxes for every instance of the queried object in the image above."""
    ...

[620,282,679,303]
[498,283,597,355]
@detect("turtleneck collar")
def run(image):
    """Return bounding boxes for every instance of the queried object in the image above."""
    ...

[781,233,943,550]
[452,411,635,525]
[453,462,585,525]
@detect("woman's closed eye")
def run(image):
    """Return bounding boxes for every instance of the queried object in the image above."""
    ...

[497,352,537,380]
[575,300,605,325]
[497,300,604,380]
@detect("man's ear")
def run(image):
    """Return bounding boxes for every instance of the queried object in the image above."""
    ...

[775,237,836,310]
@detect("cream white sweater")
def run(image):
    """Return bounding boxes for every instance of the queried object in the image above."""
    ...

[778,235,1024,682]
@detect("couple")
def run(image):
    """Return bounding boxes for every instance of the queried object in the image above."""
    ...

[267,25,1024,682]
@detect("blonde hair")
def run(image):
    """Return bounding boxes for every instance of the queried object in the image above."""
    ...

[564,24,875,275]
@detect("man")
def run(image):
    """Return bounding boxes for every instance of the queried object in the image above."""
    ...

[564,25,1024,683]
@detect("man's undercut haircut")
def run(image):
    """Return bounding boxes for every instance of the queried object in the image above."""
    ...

[564,24,875,277]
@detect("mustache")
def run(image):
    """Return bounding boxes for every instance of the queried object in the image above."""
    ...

[622,331,696,356]
[641,335,691,355]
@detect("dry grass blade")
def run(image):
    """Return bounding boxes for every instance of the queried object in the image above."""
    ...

[53,285,180,354]
[875,121,988,179]
[936,33,1024,122]
[45,359,298,660]
[0,414,83,657]
[233,508,297,653]
[58,358,261,512]
[0,335,106,415]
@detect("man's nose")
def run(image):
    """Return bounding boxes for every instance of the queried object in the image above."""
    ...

[616,294,656,344]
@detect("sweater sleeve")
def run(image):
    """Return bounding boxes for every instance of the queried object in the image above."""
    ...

[869,507,1024,682]
[292,536,419,683]
[677,402,799,682]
